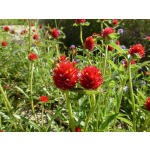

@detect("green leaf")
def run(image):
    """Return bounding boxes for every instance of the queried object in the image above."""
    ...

[147,128,150,132]
[0,57,17,69]
[108,33,117,39]
[100,113,119,131]
[69,93,84,100]
[15,86,29,99]
[95,45,105,53]
[13,114,41,132]
[108,43,125,54]
[46,100,65,132]
[136,90,146,100]
[107,60,119,73]
[76,55,88,62]
[117,116,133,127]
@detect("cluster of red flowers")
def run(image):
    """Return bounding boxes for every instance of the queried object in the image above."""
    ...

[28,53,38,61]
[51,29,59,38]
[145,97,150,111]
[2,41,7,46]
[102,27,115,39]
[75,19,86,24]
[85,36,95,51]
[128,44,145,58]
[39,96,49,103]
[123,59,136,68]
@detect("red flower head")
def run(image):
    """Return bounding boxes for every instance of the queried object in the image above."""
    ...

[97,34,100,36]
[31,23,34,26]
[72,61,77,66]
[93,33,97,35]
[98,44,101,46]
[2,41,7,46]
[11,30,15,34]
[51,29,59,38]
[79,66,103,90]
[75,50,77,54]
[116,40,120,45]
[71,52,74,54]
[3,86,8,89]
[112,19,119,25]
[70,47,74,50]
[102,27,115,39]
[32,29,35,32]
[145,97,150,111]
[85,36,95,51]
[131,59,136,65]
[39,25,42,28]
[28,53,38,61]
[145,72,150,75]
[75,127,81,132]
[39,96,49,103]
[0,130,3,132]
[75,19,86,24]
[33,34,38,40]
[20,32,23,35]
[24,30,27,33]
[4,26,10,31]
[60,54,66,62]
[100,19,105,21]
[53,61,79,90]
[146,37,150,40]
[128,44,145,58]
[108,45,114,51]
[123,59,135,68]
[24,19,27,22]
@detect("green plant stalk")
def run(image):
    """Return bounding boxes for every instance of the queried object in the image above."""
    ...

[30,62,38,124]
[141,113,150,132]
[57,88,62,131]
[55,19,57,28]
[28,19,31,88]
[56,41,59,59]
[84,94,95,132]
[96,93,101,132]
[80,25,83,45]
[66,90,75,132]
[103,44,108,76]
[0,84,23,131]
[104,90,110,117]
[101,21,104,50]
[42,103,44,130]
[128,62,136,131]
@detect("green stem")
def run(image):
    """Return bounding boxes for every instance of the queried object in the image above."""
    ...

[55,19,57,29]
[96,94,101,132]
[80,25,83,45]
[84,94,95,132]
[141,113,150,132]
[104,90,110,117]
[42,103,44,130]
[103,44,108,76]
[29,19,31,54]
[30,62,38,124]
[56,41,59,59]
[128,62,136,131]
[66,90,75,132]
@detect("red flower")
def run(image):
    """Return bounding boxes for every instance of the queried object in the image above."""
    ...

[4,26,10,31]
[24,30,27,33]
[20,32,23,35]
[112,19,119,25]
[3,86,8,89]
[71,52,74,54]
[79,66,103,90]
[131,59,136,65]
[39,25,42,28]
[31,23,34,26]
[116,40,120,45]
[2,41,7,46]
[72,61,77,66]
[85,36,95,51]
[33,34,38,40]
[145,97,150,111]
[32,29,35,32]
[128,44,145,58]
[98,44,101,46]
[93,33,97,35]
[53,61,79,90]
[75,127,81,132]
[100,19,105,21]
[75,19,86,24]
[0,130,3,132]
[49,27,51,30]
[102,27,115,38]
[108,45,114,51]
[123,59,135,68]
[51,29,59,38]
[39,96,49,103]
[75,50,77,53]
[60,54,66,62]
[24,19,27,22]
[97,34,100,36]
[145,72,150,75]
[28,53,38,61]
[11,30,15,34]
[34,41,39,45]
[146,37,150,40]
[70,47,74,50]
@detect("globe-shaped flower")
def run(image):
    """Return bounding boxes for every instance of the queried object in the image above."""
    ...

[11,30,15,34]
[145,97,150,111]
[146,37,150,40]
[128,44,145,58]
[108,45,114,51]
[33,34,38,40]
[112,19,119,25]
[39,25,42,28]
[32,29,35,32]
[121,45,126,49]
[39,96,49,103]
[79,66,103,90]
[28,53,38,61]
[102,27,115,38]
[85,36,95,51]
[2,41,7,46]
[4,26,10,31]
[53,61,79,91]
[51,29,59,38]
[75,19,86,24]
[75,127,81,132]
